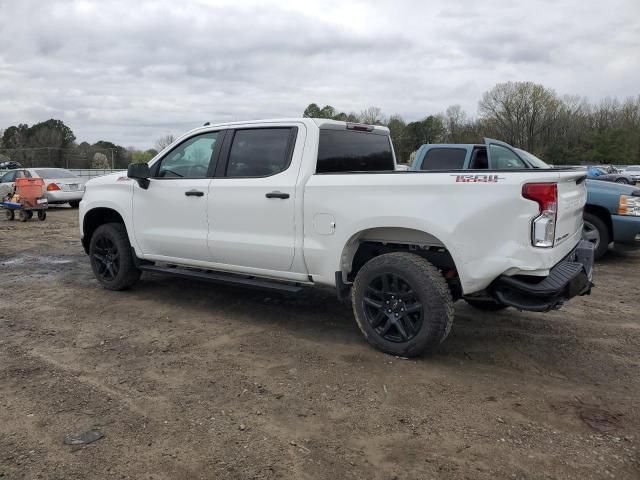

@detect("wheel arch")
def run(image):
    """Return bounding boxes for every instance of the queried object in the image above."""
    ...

[82,207,127,254]
[584,203,613,240]
[339,227,461,298]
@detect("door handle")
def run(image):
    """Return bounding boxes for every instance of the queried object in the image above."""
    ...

[185,190,204,197]
[265,191,289,199]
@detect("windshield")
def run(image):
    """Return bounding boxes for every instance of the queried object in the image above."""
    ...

[514,148,550,168]
[34,168,79,179]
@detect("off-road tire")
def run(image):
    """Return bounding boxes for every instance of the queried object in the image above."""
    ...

[352,252,454,357]
[89,223,141,290]
[583,212,610,260]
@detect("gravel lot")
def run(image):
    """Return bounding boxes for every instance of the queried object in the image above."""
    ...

[1,208,639,479]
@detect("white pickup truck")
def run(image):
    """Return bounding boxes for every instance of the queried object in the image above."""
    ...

[79,118,594,356]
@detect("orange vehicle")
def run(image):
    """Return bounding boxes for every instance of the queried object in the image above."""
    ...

[1,177,48,221]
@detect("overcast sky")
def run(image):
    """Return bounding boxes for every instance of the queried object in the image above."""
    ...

[1,0,639,148]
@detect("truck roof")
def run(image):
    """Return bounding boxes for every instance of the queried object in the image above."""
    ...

[184,118,390,138]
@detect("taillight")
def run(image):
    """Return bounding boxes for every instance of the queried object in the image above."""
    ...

[47,183,61,191]
[522,183,558,248]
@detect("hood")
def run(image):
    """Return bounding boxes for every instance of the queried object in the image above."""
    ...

[85,171,129,187]
[586,178,639,195]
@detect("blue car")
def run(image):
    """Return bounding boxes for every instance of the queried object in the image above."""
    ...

[410,139,640,260]
[583,179,640,259]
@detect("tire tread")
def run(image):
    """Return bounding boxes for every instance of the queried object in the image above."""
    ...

[90,223,141,290]
[352,252,454,357]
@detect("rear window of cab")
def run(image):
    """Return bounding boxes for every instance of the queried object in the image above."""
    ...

[316,130,394,173]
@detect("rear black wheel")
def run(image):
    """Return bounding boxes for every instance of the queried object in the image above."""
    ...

[615,178,629,184]
[89,223,141,290]
[352,252,454,357]
[5,210,14,221]
[18,210,28,222]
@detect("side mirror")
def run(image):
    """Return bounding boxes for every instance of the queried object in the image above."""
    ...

[127,163,151,189]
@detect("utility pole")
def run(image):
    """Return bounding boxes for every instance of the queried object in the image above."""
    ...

[111,149,115,169]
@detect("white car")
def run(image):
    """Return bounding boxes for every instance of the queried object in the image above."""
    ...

[623,165,640,184]
[0,168,86,207]
[79,118,594,356]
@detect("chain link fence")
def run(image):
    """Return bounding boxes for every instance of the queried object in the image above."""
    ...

[0,147,121,169]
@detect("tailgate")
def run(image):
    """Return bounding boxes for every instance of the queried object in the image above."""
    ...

[555,172,587,247]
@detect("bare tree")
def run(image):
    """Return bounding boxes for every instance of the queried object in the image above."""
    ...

[478,81,561,152]
[359,106,387,126]
[155,134,175,152]
[91,152,110,169]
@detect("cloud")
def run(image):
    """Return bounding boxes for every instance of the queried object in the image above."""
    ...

[0,0,638,147]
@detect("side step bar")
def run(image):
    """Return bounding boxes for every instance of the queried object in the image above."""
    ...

[139,264,305,294]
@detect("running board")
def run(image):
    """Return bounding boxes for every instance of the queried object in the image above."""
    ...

[139,264,305,293]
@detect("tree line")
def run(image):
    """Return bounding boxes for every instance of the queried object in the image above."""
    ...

[304,81,640,165]
[0,120,169,169]
[2,81,638,169]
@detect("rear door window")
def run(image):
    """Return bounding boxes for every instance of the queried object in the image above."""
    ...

[225,128,295,178]
[316,130,394,173]
[34,169,79,179]
[419,148,466,170]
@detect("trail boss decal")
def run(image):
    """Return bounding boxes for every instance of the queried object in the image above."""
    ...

[451,174,504,183]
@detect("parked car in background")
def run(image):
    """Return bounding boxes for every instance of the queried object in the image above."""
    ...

[583,179,640,259]
[0,160,23,170]
[622,165,640,183]
[587,166,635,185]
[410,140,640,260]
[0,168,86,207]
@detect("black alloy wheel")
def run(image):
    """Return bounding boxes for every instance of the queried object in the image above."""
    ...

[363,273,423,342]
[92,235,121,282]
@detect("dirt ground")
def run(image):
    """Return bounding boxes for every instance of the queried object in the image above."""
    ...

[0,208,638,480]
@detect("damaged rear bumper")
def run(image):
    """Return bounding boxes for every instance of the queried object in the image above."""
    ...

[491,240,594,312]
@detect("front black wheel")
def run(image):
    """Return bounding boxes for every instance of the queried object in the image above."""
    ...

[615,178,628,184]
[352,252,454,357]
[89,223,141,290]
[5,210,14,221]
[69,201,80,208]
[37,210,46,221]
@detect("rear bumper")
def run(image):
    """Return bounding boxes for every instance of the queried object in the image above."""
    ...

[491,240,594,312]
